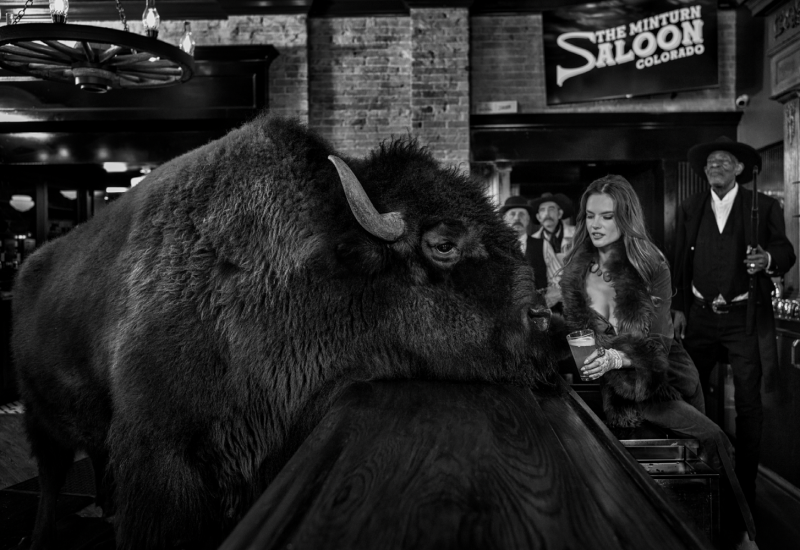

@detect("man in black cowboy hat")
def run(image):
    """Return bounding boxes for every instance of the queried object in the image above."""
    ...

[499,196,557,303]
[499,196,534,242]
[528,192,574,307]
[672,136,796,510]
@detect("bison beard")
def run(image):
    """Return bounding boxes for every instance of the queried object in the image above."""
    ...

[11,115,558,549]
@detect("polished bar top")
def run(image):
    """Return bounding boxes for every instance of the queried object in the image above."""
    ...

[220,380,712,550]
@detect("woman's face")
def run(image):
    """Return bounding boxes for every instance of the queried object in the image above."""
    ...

[585,193,621,249]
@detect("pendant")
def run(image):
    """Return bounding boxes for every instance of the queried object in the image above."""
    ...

[590,262,613,283]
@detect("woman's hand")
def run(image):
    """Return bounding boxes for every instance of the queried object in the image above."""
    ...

[580,347,628,380]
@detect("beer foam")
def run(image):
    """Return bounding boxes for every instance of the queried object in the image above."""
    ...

[569,336,595,346]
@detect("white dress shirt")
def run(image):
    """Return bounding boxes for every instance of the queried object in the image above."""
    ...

[710,183,738,233]
[693,184,769,302]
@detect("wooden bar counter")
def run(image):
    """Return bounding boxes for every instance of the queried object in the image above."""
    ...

[220,380,713,550]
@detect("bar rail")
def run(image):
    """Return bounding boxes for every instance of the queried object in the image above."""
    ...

[220,380,713,550]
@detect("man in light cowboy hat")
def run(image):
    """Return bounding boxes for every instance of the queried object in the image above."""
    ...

[528,192,575,307]
[672,136,796,510]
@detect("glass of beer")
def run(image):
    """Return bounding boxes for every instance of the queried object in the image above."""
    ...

[567,329,597,381]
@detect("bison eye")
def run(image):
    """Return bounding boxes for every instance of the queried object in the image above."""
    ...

[421,223,466,268]
[436,243,455,254]
[423,239,462,267]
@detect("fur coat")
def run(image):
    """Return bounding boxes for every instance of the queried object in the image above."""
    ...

[559,242,681,427]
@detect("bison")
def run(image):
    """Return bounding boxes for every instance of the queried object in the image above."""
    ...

[12,115,557,549]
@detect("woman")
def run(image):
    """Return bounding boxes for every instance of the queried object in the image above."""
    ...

[558,175,733,468]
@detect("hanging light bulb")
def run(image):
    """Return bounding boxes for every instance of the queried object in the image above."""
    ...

[142,0,161,39]
[48,0,69,24]
[179,21,196,57]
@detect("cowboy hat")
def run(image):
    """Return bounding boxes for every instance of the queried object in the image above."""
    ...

[687,136,762,184]
[499,195,534,216]
[529,192,574,219]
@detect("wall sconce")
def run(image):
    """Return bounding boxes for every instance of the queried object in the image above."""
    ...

[10,195,35,212]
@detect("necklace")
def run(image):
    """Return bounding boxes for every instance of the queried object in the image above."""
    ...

[589,261,613,283]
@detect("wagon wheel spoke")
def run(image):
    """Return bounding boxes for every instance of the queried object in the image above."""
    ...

[122,63,182,76]
[41,40,85,61]
[1,52,71,67]
[119,69,177,82]
[27,62,73,71]
[80,41,96,63]
[98,45,125,64]
[125,59,177,69]
[15,41,73,63]
[118,72,144,83]
[111,52,154,66]
[26,66,72,79]
[1,45,68,64]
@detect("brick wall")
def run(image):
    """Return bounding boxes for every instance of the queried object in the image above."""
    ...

[307,9,469,168]
[308,16,412,158]
[410,8,470,169]
[471,11,738,113]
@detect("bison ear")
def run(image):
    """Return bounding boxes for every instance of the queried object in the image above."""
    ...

[334,232,389,276]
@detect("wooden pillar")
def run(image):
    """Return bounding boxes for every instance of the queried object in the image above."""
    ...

[783,97,800,297]
[767,2,800,297]
[35,183,48,245]
[496,162,512,206]
[76,189,92,224]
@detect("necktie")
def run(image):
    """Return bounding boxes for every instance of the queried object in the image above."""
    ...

[542,238,563,286]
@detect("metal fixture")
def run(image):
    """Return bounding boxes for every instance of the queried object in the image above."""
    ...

[0,0,195,93]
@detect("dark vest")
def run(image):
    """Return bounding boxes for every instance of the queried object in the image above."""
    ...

[693,196,749,302]
[544,223,564,253]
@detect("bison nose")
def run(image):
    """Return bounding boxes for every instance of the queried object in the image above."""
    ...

[527,307,552,331]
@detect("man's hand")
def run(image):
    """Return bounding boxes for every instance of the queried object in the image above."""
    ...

[745,245,769,274]
[672,310,687,339]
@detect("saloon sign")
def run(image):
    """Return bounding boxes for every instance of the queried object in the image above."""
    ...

[543,0,718,105]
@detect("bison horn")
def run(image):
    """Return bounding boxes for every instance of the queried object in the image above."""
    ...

[328,155,406,242]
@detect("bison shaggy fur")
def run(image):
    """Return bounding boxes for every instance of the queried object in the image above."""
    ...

[12,115,557,549]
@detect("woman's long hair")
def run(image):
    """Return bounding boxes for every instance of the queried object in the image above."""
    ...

[563,174,666,286]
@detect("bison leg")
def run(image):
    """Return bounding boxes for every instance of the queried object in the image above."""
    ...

[25,416,75,550]
[111,425,223,550]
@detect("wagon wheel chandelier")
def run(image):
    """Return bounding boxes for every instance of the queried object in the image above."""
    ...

[0,0,195,93]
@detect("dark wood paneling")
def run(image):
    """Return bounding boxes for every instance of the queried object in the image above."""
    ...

[471,113,743,163]
[310,0,409,17]
[221,381,712,550]
[766,324,800,489]
[470,0,611,15]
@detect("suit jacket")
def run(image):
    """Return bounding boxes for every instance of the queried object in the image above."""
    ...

[527,224,575,291]
[672,187,796,391]
[526,236,548,291]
